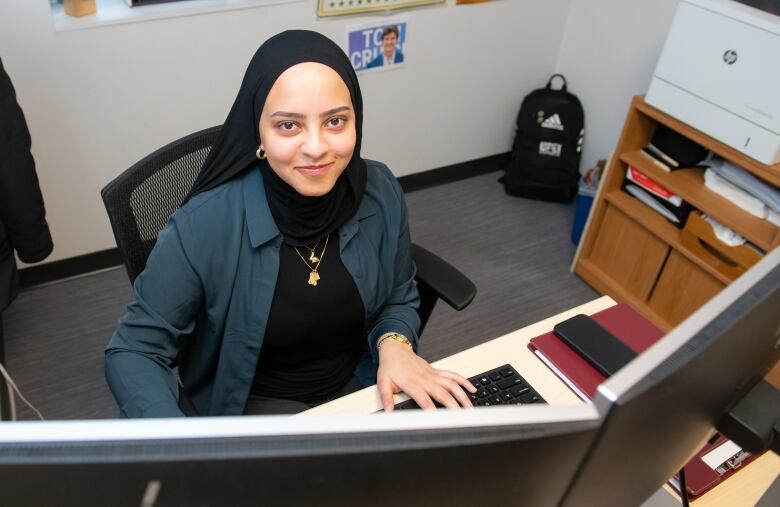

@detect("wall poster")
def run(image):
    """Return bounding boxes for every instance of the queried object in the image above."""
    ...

[347,18,408,73]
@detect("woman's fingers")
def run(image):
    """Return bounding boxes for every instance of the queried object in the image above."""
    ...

[403,384,437,410]
[436,376,473,408]
[422,385,458,409]
[377,376,397,412]
[405,374,471,409]
[438,370,478,393]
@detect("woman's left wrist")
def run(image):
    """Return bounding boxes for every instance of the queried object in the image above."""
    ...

[376,332,412,353]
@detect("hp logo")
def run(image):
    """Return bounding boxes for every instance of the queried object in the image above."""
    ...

[723,50,738,65]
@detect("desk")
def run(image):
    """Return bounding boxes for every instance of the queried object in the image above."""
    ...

[304,296,780,506]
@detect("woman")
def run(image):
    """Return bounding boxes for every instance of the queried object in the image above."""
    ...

[105,30,475,417]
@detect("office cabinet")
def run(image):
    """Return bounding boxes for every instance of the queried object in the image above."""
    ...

[648,250,725,325]
[574,96,780,331]
[588,205,669,301]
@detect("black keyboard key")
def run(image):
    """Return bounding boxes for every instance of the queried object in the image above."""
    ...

[479,376,491,385]
[489,372,502,381]
[498,377,525,390]
[501,392,513,401]
[511,386,530,397]
[489,395,502,405]
[500,367,515,378]
[520,393,541,404]
[477,388,489,398]
[487,385,500,394]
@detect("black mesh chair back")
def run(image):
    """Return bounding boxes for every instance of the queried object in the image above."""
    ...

[101,126,221,283]
[102,127,475,334]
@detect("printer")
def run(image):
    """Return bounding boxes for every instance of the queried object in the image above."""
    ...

[646,0,780,166]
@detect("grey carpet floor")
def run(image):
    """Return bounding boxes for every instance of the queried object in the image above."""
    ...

[2,171,595,420]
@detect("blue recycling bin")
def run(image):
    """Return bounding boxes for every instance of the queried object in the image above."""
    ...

[571,193,594,245]
[570,160,605,245]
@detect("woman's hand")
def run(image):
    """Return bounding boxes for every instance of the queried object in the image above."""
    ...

[377,339,477,411]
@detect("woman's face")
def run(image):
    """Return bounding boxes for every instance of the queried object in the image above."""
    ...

[259,62,357,197]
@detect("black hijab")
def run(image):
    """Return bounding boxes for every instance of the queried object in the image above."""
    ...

[186,30,367,247]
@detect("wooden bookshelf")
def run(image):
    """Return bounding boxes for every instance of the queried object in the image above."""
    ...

[574,96,780,330]
[619,151,779,250]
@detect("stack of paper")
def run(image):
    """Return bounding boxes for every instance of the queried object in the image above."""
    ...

[705,157,780,226]
[704,169,768,219]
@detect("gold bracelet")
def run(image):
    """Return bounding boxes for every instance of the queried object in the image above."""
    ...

[376,332,412,351]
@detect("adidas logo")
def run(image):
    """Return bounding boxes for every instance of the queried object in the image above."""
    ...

[541,113,564,131]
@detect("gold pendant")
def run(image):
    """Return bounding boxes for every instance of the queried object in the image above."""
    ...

[308,270,320,286]
[309,253,319,263]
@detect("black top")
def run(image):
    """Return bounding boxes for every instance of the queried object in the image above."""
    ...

[250,234,365,402]
[0,58,53,311]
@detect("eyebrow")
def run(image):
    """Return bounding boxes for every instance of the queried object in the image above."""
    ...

[270,106,352,119]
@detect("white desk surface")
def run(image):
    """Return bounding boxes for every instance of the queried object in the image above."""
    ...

[303,295,780,506]
[304,296,615,416]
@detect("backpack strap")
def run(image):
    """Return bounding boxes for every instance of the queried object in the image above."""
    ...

[546,74,568,92]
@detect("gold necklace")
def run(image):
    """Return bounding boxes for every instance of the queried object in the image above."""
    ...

[303,239,322,263]
[294,234,329,286]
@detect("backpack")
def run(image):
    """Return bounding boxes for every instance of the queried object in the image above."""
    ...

[501,74,584,202]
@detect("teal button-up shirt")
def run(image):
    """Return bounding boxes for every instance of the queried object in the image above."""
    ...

[105,160,420,418]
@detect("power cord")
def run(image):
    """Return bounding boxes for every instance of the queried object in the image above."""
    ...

[0,362,45,421]
[678,467,690,507]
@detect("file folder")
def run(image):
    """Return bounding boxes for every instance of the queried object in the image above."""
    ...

[669,435,759,498]
[528,304,663,399]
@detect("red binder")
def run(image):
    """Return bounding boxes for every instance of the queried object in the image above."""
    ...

[669,435,758,498]
[528,303,760,498]
[527,304,664,399]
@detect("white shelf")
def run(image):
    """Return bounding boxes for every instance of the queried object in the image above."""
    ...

[52,0,305,32]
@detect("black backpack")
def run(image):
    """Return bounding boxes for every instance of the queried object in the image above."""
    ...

[501,74,584,202]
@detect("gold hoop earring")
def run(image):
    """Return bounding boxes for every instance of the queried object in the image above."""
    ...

[256,147,266,160]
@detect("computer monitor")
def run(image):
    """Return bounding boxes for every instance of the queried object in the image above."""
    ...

[0,404,600,506]
[561,246,780,507]
[2,253,777,507]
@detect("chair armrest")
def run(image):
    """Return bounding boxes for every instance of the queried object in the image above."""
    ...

[411,243,476,311]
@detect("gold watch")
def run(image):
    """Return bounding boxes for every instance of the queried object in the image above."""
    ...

[376,332,412,351]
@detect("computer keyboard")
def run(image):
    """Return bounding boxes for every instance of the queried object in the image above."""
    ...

[392,364,546,410]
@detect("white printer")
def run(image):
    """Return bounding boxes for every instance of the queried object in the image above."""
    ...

[646,0,780,165]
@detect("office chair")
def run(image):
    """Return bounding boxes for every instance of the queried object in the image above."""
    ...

[101,126,476,336]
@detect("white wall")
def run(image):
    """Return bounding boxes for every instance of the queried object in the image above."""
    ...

[0,0,572,264]
[554,0,680,172]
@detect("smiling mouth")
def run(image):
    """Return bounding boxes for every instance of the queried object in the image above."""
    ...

[296,162,333,175]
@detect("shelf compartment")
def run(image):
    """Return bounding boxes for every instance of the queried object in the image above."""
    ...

[636,97,780,188]
[680,211,763,281]
[620,150,778,251]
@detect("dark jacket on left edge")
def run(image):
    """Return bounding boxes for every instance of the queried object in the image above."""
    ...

[0,58,53,311]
